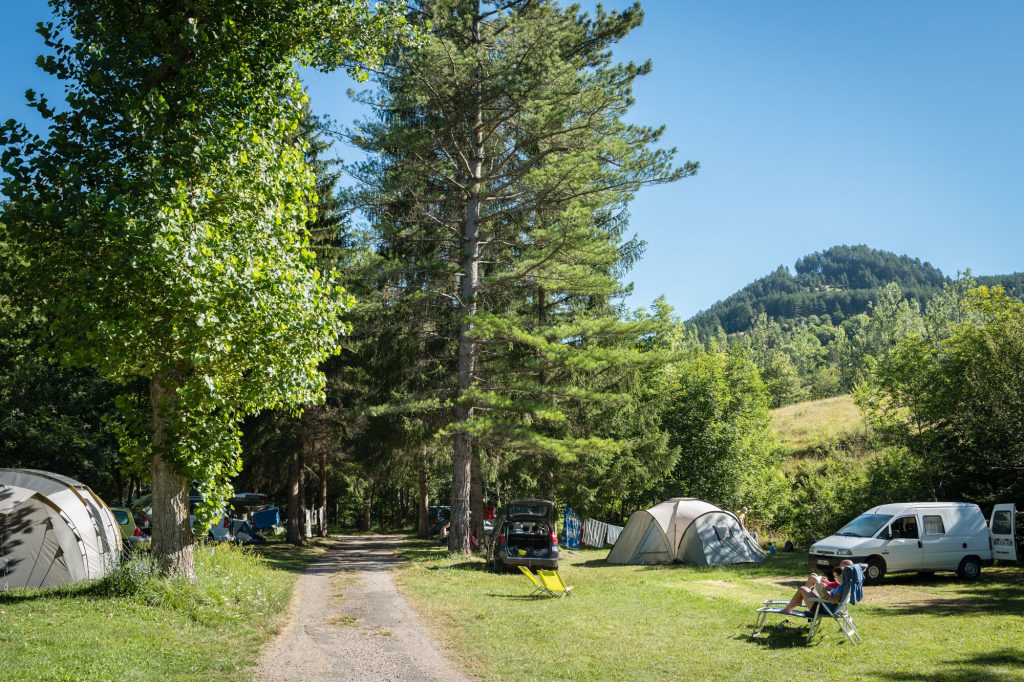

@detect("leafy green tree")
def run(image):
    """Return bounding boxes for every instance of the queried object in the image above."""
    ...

[349,0,691,552]
[658,344,779,517]
[1,1,405,577]
[860,286,1024,504]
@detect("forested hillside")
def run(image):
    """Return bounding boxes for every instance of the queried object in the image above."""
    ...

[690,245,1021,335]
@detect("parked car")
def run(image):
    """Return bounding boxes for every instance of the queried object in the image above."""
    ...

[428,505,451,535]
[809,501,1017,583]
[486,499,559,572]
[110,506,151,552]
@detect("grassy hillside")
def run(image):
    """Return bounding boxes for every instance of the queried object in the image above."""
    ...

[771,394,871,459]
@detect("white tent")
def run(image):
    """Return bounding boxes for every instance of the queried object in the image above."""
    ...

[606,498,766,565]
[0,469,120,590]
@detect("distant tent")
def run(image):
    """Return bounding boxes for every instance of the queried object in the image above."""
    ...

[606,498,766,565]
[0,469,120,590]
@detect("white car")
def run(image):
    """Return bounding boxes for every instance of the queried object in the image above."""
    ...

[809,502,1016,583]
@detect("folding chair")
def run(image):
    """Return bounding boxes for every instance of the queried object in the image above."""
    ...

[753,564,863,644]
[518,565,547,597]
[536,569,574,598]
[807,565,863,645]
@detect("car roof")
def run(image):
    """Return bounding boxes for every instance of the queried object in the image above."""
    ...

[867,502,979,514]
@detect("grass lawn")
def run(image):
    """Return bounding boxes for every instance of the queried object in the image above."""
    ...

[397,542,1024,681]
[0,536,330,682]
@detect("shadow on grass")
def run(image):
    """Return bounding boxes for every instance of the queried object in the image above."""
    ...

[252,536,336,574]
[740,627,812,649]
[425,560,487,572]
[874,649,1024,681]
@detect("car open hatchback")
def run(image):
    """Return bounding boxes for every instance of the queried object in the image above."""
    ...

[487,499,559,572]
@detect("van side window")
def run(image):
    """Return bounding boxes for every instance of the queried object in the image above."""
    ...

[923,515,945,535]
[891,516,919,540]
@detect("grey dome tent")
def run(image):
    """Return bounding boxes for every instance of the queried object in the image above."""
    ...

[606,498,766,565]
[0,469,120,590]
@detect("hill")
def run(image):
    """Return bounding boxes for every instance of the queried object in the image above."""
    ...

[690,245,1022,335]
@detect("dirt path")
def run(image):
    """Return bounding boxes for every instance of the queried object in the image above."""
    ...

[255,534,470,682]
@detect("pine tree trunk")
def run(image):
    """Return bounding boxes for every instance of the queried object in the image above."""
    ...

[417,447,430,538]
[317,448,328,537]
[286,432,305,545]
[360,482,372,531]
[450,2,484,556]
[470,446,484,542]
[149,373,195,580]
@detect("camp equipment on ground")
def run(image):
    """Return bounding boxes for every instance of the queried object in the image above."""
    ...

[0,469,120,590]
[606,498,766,565]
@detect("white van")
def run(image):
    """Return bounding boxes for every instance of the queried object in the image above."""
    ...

[809,502,1017,583]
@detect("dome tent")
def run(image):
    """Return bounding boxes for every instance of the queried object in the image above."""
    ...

[0,469,120,590]
[606,498,765,565]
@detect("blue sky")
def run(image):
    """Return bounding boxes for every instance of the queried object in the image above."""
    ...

[2,1,1022,318]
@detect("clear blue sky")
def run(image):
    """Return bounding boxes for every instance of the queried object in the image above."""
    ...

[2,1,1022,318]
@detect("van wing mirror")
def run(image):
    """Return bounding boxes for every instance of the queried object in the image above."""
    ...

[879,527,891,541]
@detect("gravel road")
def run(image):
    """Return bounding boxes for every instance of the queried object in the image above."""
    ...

[255,534,470,682]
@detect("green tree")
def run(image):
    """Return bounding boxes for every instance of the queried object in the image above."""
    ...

[859,286,1024,504]
[1,1,405,577]
[659,344,779,517]
[349,0,692,552]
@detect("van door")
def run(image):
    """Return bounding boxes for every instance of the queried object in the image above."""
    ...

[920,511,954,570]
[881,515,924,572]
[990,504,1017,562]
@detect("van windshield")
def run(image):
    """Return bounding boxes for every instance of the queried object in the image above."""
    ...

[836,514,893,538]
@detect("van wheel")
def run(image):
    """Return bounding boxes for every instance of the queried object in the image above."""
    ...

[865,557,886,584]
[957,556,981,580]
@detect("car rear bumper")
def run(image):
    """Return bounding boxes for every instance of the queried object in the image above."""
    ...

[497,554,558,570]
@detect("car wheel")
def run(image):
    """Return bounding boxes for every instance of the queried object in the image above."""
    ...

[957,556,981,580]
[865,557,886,584]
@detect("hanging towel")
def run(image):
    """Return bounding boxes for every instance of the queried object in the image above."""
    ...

[583,518,608,547]
[605,523,624,546]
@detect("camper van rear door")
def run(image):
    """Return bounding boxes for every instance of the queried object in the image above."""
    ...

[990,504,1017,562]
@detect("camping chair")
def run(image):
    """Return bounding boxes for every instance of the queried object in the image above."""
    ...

[537,569,574,598]
[518,565,547,597]
[753,564,863,645]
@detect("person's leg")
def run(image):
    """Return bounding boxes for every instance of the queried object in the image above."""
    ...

[782,586,812,613]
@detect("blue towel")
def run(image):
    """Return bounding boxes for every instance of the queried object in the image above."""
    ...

[848,564,864,605]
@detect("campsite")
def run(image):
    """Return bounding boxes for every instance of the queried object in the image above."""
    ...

[3,0,1024,680]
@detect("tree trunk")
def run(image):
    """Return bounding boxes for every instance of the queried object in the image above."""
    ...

[286,429,305,545]
[317,448,329,537]
[149,373,195,580]
[470,446,484,542]
[360,481,373,532]
[417,447,430,537]
[450,3,484,556]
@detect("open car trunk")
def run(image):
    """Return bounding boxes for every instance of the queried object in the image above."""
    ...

[506,521,553,558]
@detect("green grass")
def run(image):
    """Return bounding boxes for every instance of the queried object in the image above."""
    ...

[0,536,328,682]
[772,394,871,458]
[396,541,1024,681]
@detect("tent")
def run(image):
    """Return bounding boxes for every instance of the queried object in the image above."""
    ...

[0,469,121,590]
[606,498,766,565]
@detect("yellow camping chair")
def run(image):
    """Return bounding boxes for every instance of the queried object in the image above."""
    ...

[518,565,547,597]
[536,569,574,598]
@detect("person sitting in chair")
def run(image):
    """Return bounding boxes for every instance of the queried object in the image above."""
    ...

[780,561,850,614]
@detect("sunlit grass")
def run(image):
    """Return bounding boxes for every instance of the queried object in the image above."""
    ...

[772,394,870,458]
[0,537,327,681]
[397,541,1024,681]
